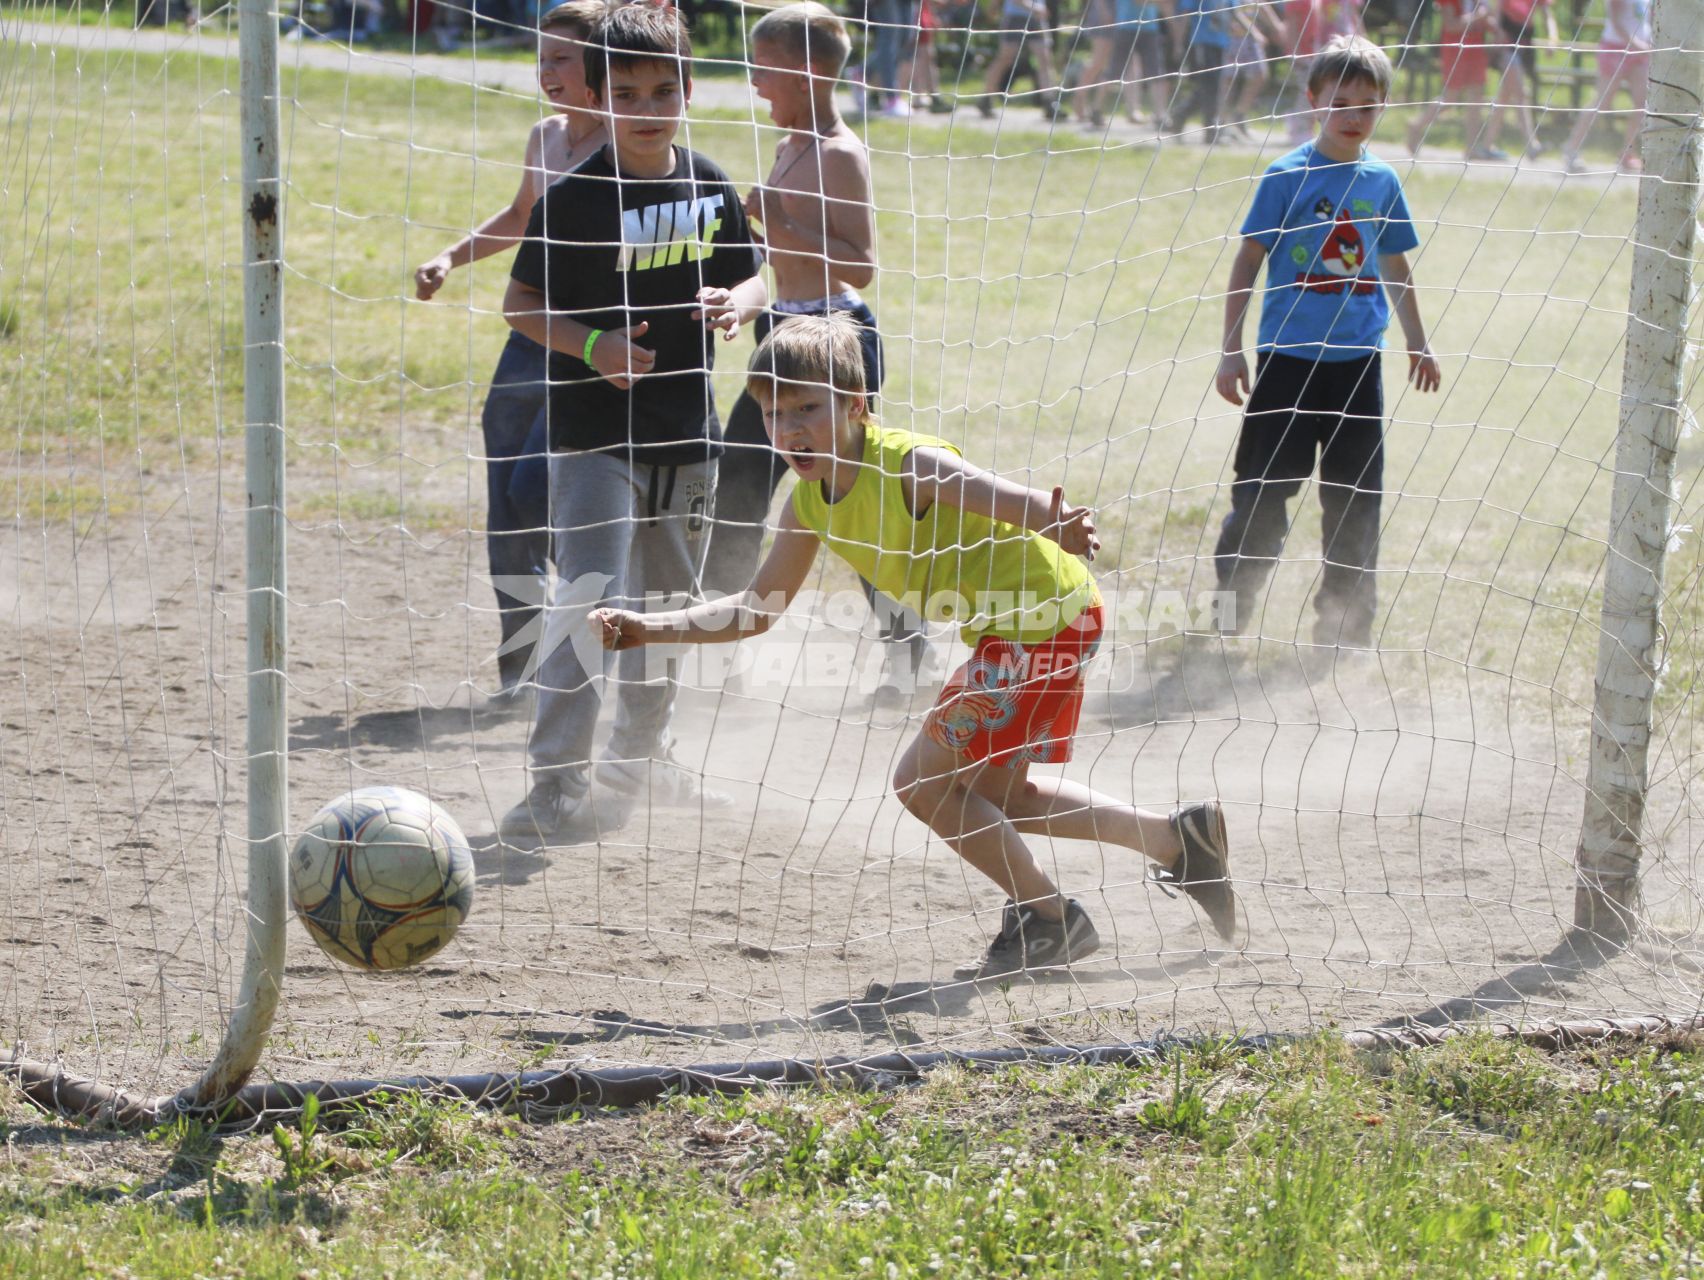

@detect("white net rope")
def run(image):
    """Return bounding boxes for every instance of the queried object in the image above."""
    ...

[2,0,1701,1098]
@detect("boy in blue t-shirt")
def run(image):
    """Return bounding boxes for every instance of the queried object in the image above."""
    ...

[1213,35,1441,648]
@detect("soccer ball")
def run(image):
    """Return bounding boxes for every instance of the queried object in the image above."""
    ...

[289,786,475,972]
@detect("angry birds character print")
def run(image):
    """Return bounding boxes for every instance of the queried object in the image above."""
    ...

[1318,209,1365,277]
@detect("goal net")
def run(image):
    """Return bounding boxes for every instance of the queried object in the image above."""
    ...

[2,0,1701,1108]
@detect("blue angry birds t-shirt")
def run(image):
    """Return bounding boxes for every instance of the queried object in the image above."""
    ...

[1240,143,1421,362]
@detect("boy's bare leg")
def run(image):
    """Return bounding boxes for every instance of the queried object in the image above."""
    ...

[964,746,1239,943]
[904,45,939,98]
[967,760,1182,870]
[1566,67,1644,167]
[1406,100,1442,154]
[1077,41,1111,120]
[1146,76,1172,125]
[1508,65,1536,150]
[982,43,1018,103]
[1232,71,1266,132]
[1562,77,1612,160]
[1119,74,1140,120]
[1486,63,1522,153]
[1034,41,1058,92]
[1461,92,1487,154]
[1622,69,1647,160]
[894,732,1191,914]
[894,733,1068,919]
[1622,87,1646,164]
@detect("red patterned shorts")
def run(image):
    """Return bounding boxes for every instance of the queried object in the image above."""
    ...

[924,602,1105,767]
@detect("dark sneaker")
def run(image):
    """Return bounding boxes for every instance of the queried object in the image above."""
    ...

[1154,801,1238,942]
[1197,589,1250,638]
[1312,594,1373,650]
[954,899,1101,980]
[1312,619,1374,650]
[499,776,582,842]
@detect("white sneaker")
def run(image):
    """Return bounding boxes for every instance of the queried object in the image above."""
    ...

[596,751,735,810]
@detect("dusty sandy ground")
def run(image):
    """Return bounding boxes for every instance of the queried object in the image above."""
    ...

[5,449,1703,1102]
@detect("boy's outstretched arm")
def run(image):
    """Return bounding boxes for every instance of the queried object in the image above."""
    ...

[417,124,547,300]
[694,273,769,342]
[1217,238,1269,405]
[905,449,1100,561]
[1380,252,1443,393]
[594,506,821,650]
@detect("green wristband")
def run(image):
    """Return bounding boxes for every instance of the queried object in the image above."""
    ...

[583,328,605,367]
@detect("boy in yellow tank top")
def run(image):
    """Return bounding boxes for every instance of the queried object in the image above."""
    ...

[592,316,1238,977]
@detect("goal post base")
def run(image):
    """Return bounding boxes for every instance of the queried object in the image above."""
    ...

[9,1015,1704,1130]
[1571,877,1642,949]
[0,1055,173,1129]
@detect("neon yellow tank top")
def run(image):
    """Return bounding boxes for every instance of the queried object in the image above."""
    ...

[789,424,1097,645]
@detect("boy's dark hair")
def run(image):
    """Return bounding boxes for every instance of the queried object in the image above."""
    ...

[584,2,694,100]
[746,314,868,403]
[1307,35,1394,100]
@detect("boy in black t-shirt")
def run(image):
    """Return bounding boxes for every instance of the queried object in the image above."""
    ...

[500,3,766,840]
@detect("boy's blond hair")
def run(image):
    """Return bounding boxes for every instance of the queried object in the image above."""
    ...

[746,314,868,402]
[539,0,603,40]
[751,2,852,75]
[1307,35,1394,99]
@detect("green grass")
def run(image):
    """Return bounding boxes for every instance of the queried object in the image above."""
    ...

[290,486,466,531]
[6,480,135,529]
[3,1032,1703,1277]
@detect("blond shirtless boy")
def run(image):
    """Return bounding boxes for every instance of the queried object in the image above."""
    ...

[414,1,608,695]
[704,1,936,702]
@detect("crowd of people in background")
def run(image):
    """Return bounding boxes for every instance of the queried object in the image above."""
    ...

[836,0,1645,170]
[145,0,1646,170]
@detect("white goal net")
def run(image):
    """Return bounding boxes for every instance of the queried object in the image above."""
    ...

[2,0,1701,1106]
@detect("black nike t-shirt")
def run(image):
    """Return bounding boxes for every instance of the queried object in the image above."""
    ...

[510,145,763,466]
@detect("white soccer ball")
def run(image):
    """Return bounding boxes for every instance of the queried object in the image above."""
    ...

[289,786,475,972]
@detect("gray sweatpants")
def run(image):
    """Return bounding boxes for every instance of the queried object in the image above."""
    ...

[528,448,715,794]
